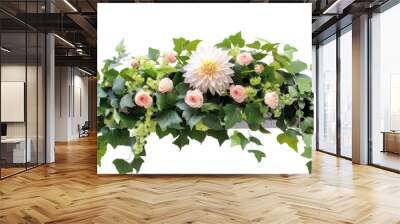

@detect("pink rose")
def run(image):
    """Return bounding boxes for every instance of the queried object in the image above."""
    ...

[184,89,204,108]
[131,58,140,69]
[255,64,264,74]
[264,91,279,109]
[229,85,247,103]
[134,90,153,108]
[158,78,173,93]
[164,52,177,63]
[236,52,253,66]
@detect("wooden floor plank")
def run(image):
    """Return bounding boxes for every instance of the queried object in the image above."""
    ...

[0,135,400,224]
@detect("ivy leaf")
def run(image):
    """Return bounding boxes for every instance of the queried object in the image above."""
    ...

[244,103,264,127]
[249,136,263,145]
[229,32,245,48]
[297,75,312,93]
[175,83,189,98]
[188,114,204,129]
[173,134,189,150]
[248,150,266,162]
[301,134,313,159]
[215,38,231,49]
[186,39,202,53]
[306,161,312,173]
[156,110,183,129]
[246,40,261,49]
[202,102,220,112]
[290,60,307,74]
[202,115,223,130]
[207,130,229,146]
[98,86,107,98]
[112,75,125,96]
[156,125,170,138]
[189,129,206,143]
[173,37,187,55]
[223,104,242,129]
[97,135,107,166]
[288,86,298,97]
[113,159,133,174]
[300,117,314,134]
[148,47,160,61]
[284,44,297,60]
[115,39,126,56]
[120,93,134,109]
[230,131,249,150]
[252,52,267,60]
[119,113,137,129]
[259,126,271,134]
[156,92,177,110]
[131,156,144,173]
[277,132,298,151]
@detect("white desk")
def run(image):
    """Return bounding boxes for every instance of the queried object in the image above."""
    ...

[1,138,31,163]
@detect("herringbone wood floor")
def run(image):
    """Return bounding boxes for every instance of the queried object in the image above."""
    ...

[1,136,400,224]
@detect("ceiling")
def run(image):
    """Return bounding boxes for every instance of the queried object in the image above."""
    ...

[0,0,392,73]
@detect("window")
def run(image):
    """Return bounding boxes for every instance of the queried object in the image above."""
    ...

[317,36,337,154]
[339,28,352,158]
[370,3,400,171]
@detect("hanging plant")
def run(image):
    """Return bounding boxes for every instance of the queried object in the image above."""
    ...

[97,32,314,174]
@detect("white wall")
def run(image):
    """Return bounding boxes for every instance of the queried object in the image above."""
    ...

[55,67,89,141]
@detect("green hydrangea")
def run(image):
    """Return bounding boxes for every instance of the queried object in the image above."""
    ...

[250,77,261,86]
[245,87,257,99]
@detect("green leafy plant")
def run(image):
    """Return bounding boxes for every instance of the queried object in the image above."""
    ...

[97,32,314,174]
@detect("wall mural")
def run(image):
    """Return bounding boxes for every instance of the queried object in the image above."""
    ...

[97,4,313,174]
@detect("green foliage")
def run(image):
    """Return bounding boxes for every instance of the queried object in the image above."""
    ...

[156,92,177,110]
[148,47,160,61]
[249,136,263,146]
[248,150,266,162]
[98,34,314,174]
[223,104,242,129]
[156,110,183,129]
[244,103,264,127]
[277,132,299,151]
[230,131,250,150]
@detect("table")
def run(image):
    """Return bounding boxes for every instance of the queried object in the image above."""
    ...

[1,138,32,163]
[381,131,400,154]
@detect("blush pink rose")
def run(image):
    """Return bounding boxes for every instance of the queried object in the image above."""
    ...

[255,64,264,74]
[236,52,253,66]
[134,90,153,108]
[158,78,173,93]
[184,89,204,108]
[229,85,247,103]
[164,52,177,63]
[131,58,140,69]
[264,91,279,109]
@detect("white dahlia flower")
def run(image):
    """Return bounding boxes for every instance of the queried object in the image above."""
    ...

[183,46,234,95]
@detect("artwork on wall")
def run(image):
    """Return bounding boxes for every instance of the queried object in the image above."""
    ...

[97,3,313,174]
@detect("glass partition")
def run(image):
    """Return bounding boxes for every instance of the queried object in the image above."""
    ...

[0,1,46,179]
[370,3,400,171]
[339,27,352,158]
[317,35,337,154]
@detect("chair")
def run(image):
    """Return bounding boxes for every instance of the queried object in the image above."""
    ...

[78,121,90,138]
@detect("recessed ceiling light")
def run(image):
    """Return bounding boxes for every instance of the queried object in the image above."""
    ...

[78,67,92,76]
[54,34,75,48]
[1,47,11,53]
[63,0,78,12]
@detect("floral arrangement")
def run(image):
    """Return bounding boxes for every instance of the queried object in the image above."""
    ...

[97,32,314,174]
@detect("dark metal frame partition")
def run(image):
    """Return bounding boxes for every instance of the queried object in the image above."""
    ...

[315,23,352,161]
[0,0,48,180]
